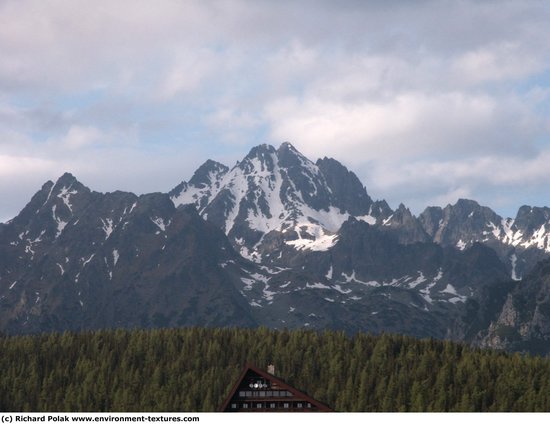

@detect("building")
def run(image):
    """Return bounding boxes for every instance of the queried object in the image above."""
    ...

[219,363,332,412]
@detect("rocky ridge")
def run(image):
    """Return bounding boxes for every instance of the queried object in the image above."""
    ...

[1,143,549,354]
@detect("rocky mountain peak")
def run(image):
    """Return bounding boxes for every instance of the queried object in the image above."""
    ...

[382,203,430,244]
[514,205,550,233]
[56,172,79,185]
[236,144,278,176]
[426,199,503,246]
[170,143,388,259]
[453,198,481,211]
[276,141,309,167]
[188,160,229,188]
[278,141,297,151]
[47,173,89,199]
[316,157,374,216]
[418,206,444,241]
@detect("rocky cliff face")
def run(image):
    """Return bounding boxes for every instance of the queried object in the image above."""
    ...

[420,199,550,279]
[0,174,255,333]
[475,259,550,355]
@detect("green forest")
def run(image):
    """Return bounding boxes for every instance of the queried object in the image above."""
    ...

[0,327,549,412]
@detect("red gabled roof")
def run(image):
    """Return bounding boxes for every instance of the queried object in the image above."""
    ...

[219,363,333,412]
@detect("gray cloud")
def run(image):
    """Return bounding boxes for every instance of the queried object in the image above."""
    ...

[1,0,550,220]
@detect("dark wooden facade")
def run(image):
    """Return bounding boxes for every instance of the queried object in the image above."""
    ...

[219,364,332,412]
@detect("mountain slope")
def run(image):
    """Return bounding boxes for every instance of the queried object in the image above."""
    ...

[475,258,550,355]
[170,143,389,262]
[420,199,550,278]
[1,143,550,355]
[0,174,255,333]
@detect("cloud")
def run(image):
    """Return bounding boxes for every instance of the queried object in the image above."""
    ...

[1,0,550,221]
[266,91,543,164]
[356,148,550,215]
[0,153,61,222]
[0,154,56,177]
[58,125,103,150]
[452,42,546,85]
[155,50,222,100]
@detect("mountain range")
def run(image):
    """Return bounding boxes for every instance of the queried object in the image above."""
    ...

[1,142,549,354]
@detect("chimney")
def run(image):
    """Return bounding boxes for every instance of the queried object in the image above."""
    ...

[267,364,275,375]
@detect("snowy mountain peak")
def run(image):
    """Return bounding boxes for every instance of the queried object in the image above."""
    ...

[49,173,89,205]
[515,205,550,232]
[188,160,229,188]
[277,141,308,163]
[57,171,77,183]
[53,172,82,190]
[170,143,387,259]
[239,144,278,174]
[278,141,297,151]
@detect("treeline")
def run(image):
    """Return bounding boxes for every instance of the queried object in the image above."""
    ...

[0,327,549,412]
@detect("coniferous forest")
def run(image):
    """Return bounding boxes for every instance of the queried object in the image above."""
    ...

[0,327,549,412]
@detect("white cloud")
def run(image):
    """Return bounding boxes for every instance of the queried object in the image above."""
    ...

[356,148,550,215]
[0,154,56,177]
[266,91,542,166]
[156,50,221,100]
[452,42,545,85]
[59,125,103,150]
[205,107,262,145]
[1,0,550,221]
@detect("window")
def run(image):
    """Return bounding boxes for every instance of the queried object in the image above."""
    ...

[272,391,280,397]
[283,403,289,409]
[297,403,303,408]
[270,403,276,409]
[259,391,266,397]
[231,403,237,409]
[257,403,262,409]
[238,391,245,397]
[245,391,252,397]
[242,403,248,409]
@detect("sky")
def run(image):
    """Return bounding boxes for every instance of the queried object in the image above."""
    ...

[1,0,550,222]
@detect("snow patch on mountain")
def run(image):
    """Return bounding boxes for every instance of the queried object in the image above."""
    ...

[356,214,376,225]
[171,184,212,209]
[408,272,427,289]
[101,218,114,239]
[340,271,372,286]
[151,217,170,232]
[479,215,550,253]
[82,254,95,267]
[262,286,277,301]
[306,282,331,289]
[57,186,77,213]
[332,284,352,294]
[286,223,338,251]
[485,222,501,239]
[456,239,466,250]
[52,205,67,238]
[42,184,55,208]
[510,253,521,281]
[521,224,549,250]
[440,284,467,304]
[419,269,443,304]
